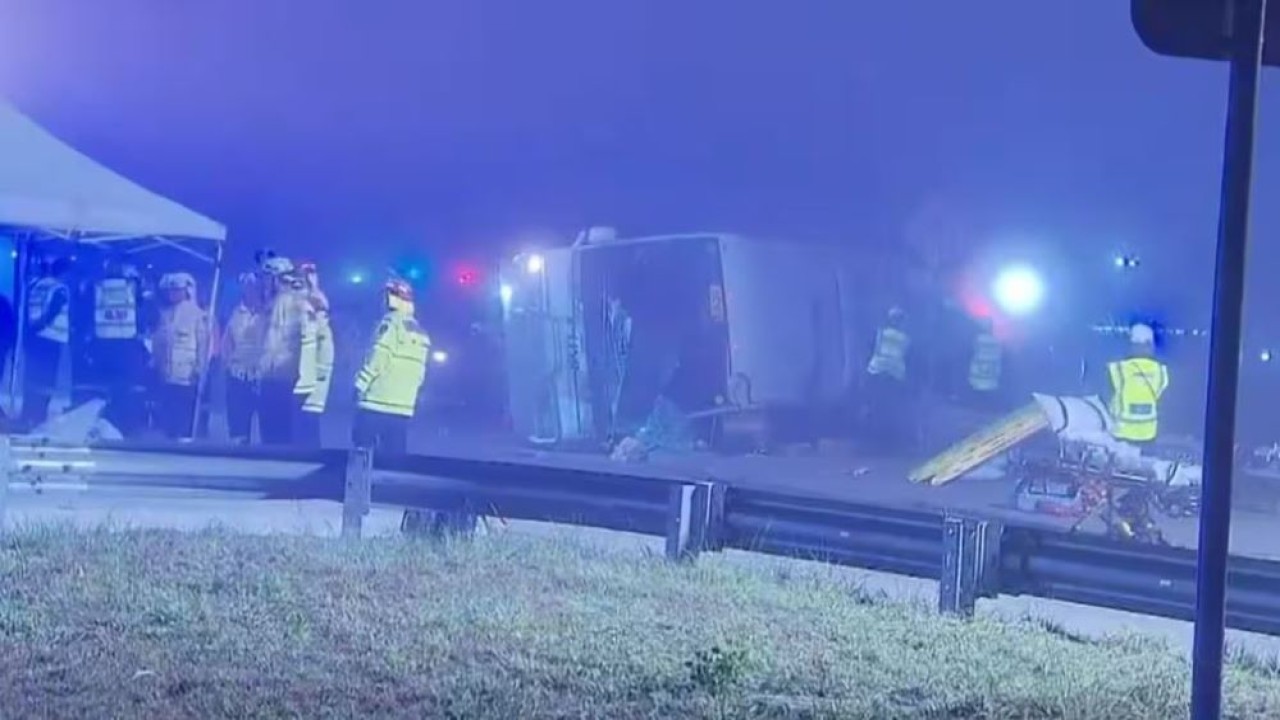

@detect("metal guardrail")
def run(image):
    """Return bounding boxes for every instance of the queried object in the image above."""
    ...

[1000,528,1280,636]
[721,489,945,580]
[5,436,1280,637]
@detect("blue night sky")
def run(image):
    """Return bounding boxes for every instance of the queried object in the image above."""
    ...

[0,1,1275,324]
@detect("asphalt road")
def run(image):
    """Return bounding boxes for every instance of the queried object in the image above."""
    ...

[403,430,1278,561]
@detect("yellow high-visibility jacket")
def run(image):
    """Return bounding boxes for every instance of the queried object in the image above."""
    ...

[152,300,210,386]
[1108,357,1170,443]
[867,326,909,381]
[302,311,335,413]
[968,332,1002,392]
[259,290,316,386]
[355,309,429,417]
[222,304,266,381]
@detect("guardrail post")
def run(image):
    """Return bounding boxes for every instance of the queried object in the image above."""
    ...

[342,449,372,539]
[939,515,1001,617]
[665,481,715,561]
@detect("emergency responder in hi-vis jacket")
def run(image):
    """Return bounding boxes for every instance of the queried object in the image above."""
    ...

[287,268,319,441]
[296,261,333,448]
[967,317,1003,409]
[1107,323,1169,445]
[150,272,210,439]
[221,272,267,444]
[91,259,147,436]
[21,256,72,429]
[258,257,315,445]
[861,305,913,453]
[353,278,429,454]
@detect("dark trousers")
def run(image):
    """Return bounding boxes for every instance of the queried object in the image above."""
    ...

[296,408,323,448]
[157,382,197,439]
[225,376,259,443]
[353,409,409,454]
[861,374,913,454]
[966,386,1004,415]
[259,378,299,445]
[20,336,62,429]
[94,339,147,437]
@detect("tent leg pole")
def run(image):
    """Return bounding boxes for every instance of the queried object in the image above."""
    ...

[8,237,27,421]
[191,242,224,439]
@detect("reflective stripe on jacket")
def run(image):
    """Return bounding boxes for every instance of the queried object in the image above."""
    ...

[293,306,319,396]
[968,333,1002,391]
[1108,357,1169,442]
[302,312,335,413]
[94,277,139,340]
[866,327,909,381]
[355,310,429,417]
[27,277,69,343]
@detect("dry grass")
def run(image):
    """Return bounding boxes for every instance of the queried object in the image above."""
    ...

[1,525,1279,719]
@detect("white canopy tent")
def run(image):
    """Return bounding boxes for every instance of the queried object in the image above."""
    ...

[0,98,228,435]
[0,99,225,245]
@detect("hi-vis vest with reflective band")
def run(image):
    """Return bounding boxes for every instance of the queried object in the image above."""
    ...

[1108,357,1169,443]
[355,310,429,417]
[867,327,909,381]
[27,277,69,343]
[302,312,335,413]
[93,277,139,339]
[292,303,319,396]
[968,333,1002,391]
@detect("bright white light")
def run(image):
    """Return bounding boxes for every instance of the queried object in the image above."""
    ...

[348,271,366,285]
[525,253,545,274]
[499,283,514,306]
[431,350,449,364]
[992,265,1045,316]
[1262,350,1273,363]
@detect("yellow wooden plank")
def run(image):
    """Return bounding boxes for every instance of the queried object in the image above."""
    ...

[909,403,1049,486]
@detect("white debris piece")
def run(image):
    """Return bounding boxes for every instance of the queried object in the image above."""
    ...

[1031,393,1200,487]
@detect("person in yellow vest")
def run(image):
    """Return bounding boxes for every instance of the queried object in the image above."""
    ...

[258,258,315,445]
[353,278,430,454]
[91,259,148,436]
[150,272,210,439]
[968,317,1003,408]
[296,262,334,447]
[1107,323,1169,445]
[221,271,267,444]
[861,305,912,452]
[21,256,72,429]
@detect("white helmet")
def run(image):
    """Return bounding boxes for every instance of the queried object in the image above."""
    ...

[261,256,294,276]
[1130,323,1155,345]
[159,272,196,293]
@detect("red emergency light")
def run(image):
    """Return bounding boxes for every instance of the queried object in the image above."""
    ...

[455,265,481,287]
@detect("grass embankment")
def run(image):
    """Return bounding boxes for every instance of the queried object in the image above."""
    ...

[1,528,1279,719]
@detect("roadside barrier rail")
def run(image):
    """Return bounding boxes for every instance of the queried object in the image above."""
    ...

[5,436,1280,637]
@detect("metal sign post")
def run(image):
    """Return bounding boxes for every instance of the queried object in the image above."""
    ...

[1191,1,1267,717]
